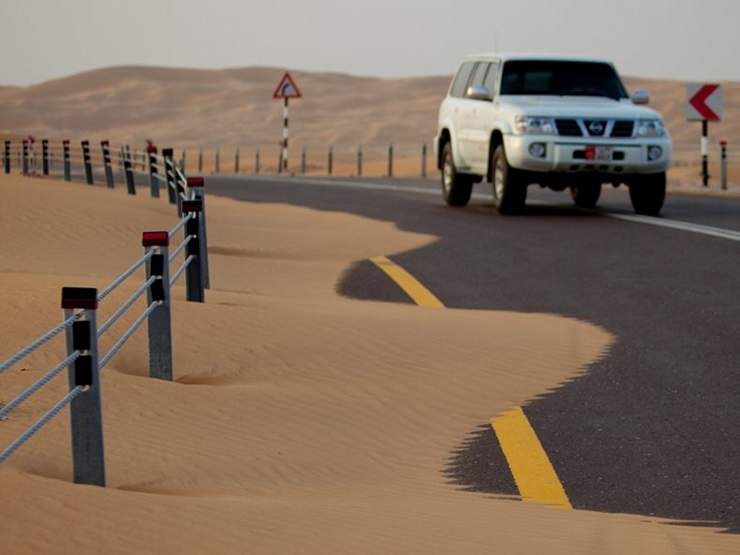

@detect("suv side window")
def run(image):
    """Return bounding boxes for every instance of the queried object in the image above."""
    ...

[470,62,489,88]
[450,62,476,98]
[483,61,500,96]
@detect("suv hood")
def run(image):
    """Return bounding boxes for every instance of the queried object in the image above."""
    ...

[499,95,663,120]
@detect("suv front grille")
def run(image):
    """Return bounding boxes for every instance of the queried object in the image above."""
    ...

[554,118,636,138]
[555,119,582,137]
[611,120,635,138]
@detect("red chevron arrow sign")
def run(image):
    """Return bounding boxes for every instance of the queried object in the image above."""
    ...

[686,83,722,122]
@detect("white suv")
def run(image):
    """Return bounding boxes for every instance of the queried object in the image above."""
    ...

[434,54,672,215]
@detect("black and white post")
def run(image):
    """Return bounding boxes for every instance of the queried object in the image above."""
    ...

[4,140,11,174]
[63,140,71,181]
[81,140,93,185]
[143,232,173,381]
[282,97,289,173]
[62,287,106,487]
[42,139,49,176]
[101,140,114,188]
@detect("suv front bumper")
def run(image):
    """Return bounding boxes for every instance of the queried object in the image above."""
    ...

[504,134,672,175]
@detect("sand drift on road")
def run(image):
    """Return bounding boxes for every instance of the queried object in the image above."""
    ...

[0,175,738,553]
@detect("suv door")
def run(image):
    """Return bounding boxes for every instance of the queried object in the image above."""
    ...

[457,62,488,170]
[446,61,477,171]
[468,61,500,174]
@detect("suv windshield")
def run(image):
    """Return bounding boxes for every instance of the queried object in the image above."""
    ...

[500,60,628,100]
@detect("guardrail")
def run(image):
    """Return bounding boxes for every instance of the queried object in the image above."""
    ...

[0,148,212,485]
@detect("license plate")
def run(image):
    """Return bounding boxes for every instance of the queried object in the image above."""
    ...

[585,145,613,161]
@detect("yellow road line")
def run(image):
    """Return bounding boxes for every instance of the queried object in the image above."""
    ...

[492,407,572,508]
[370,255,571,509]
[369,256,444,308]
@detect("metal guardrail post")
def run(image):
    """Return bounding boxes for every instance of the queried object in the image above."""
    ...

[143,232,173,381]
[388,145,394,178]
[63,140,71,181]
[235,147,240,174]
[357,145,363,177]
[183,200,205,302]
[62,287,106,487]
[255,148,260,174]
[148,150,159,198]
[720,141,728,191]
[42,139,49,175]
[162,148,177,205]
[22,140,29,175]
[81,140,93,184]
[328,146,333,176]
[187,177,210,289]
[3,140,10,174]
[123,148,136,195]
[421,143,427,178]
[101,141,115,188]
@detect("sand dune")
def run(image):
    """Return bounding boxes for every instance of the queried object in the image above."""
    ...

[1,65,737,159]
[1,174,739,552]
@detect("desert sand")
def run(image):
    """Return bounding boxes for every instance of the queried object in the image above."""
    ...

[1,174,739,553]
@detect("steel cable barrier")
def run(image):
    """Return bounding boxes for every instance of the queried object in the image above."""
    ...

[0,143,211,486]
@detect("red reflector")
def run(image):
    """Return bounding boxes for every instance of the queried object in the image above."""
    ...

[187,176,205,187]
[101,140,109,146]
[63,140,70,145]
[142,231,170,247]
[584,145,596,161]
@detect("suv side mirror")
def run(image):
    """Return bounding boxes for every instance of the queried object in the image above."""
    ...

[631,90,650,105]
[466,85,493,102]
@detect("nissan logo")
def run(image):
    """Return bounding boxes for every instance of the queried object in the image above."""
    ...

[588,121,605,135]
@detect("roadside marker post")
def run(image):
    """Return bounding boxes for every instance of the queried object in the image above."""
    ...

[22,140,29,175]
[62,287,106,487]
[123,147,136,195]
[180,150,186,173]
[235,147,240,174]
[101,141,115,188]
[272,71,302,174]
[162,148,177,205]
[148,148,159,198]
[183,199,205,303]
[63,140,71,181]
[328,146,333,176]
[215,148,220,174]
[357,146,363,177]
[143,231,173,381]
[255,148,260,174]
[421,143,427,178]
[187,177,210,289]
[81,140,94,185]
[388,145,394,178]
[198,148,203,173]
[301,145,307,174]
[42,139,49,176]
[686,83,723,187]
[4,141,10,174]
[720,141,728,191]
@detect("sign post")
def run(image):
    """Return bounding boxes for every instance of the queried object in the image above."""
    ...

[686,83,723,187]
[272,72,302,174]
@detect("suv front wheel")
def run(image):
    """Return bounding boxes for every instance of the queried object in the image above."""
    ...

[491,145,527,214]
[629,172,666,216]
[441,143,473,207]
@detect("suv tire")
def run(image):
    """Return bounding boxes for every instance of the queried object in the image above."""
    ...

[629,172,666,216]
[570,182,602,208]
[491,145,527,214]
[441,143,473,207]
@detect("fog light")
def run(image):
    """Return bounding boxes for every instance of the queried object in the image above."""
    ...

[647,146,663,161]
[529,142,546,158]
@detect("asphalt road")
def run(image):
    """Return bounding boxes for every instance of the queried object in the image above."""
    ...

[49,164,740,531]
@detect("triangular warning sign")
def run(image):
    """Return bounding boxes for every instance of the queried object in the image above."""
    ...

[272,72,302,99]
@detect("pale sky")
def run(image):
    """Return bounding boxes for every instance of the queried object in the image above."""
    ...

[1,0,738,86]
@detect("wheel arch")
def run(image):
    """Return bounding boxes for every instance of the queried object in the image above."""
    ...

[437,128,452,170]
[487,130,505,182]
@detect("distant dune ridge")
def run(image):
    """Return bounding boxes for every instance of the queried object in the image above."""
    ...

[1,65,737,158]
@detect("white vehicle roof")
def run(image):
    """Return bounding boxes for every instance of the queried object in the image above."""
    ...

[463,52,614,65]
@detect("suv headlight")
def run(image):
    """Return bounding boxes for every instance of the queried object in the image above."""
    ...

[635,119,666,138]
[514,116,556,135]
